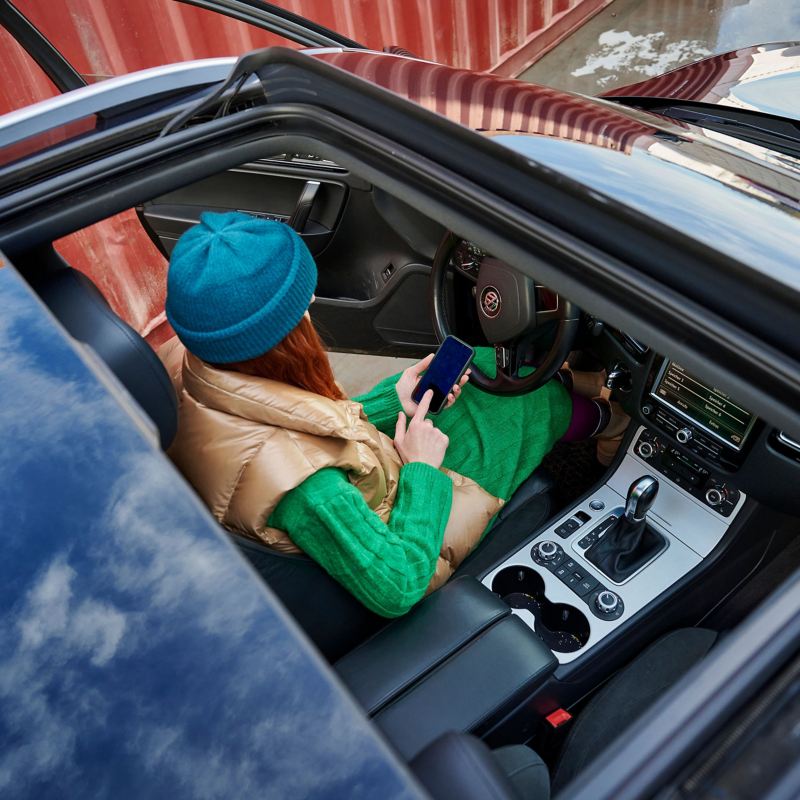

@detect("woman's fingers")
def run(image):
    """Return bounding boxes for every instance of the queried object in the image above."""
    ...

[444,381,463,408]
[413,389,434,421]
[394,411,407,444]
[409,353,435,377]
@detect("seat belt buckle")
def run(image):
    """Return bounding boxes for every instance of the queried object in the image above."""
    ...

[546,708,572,729]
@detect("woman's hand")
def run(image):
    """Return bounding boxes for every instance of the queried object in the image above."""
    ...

[395,353,471,416]
[394,390,450,469]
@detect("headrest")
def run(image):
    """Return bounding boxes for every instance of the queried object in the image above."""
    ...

[36,267,178,449]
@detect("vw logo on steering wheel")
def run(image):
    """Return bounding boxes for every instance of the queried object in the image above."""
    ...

[480,286,502,318]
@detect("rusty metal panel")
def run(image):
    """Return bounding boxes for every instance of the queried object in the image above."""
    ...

[2,0,610,342]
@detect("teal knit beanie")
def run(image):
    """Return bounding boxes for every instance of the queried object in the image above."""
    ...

[165,212,317,363]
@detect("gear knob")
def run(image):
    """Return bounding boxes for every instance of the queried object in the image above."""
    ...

[624,475,659,523]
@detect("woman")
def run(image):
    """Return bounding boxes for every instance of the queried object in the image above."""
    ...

[166,212,622,618]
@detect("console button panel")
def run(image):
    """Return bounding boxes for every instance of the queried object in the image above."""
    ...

[647,405,741,470]
[634,429,741,517]
[577,514,619,549]
[553,510,592,539]
[532,541,625,620]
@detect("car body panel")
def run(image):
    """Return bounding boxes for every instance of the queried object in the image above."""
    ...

[0,258,421,799]
[493,131,800,292]
[603,42,800,124]
[0,57,235,147]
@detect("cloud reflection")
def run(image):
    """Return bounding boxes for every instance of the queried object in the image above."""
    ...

[0,276,416,798]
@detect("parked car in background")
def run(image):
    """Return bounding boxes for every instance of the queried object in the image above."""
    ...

[2,2,800,797]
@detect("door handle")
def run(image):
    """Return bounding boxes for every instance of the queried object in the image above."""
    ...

[288,180,320,232]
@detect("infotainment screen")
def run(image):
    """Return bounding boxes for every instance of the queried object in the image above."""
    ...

[651,360,755,450]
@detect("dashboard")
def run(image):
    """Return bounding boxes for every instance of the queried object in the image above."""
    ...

[449,240,800,517]
[650,360,755,452]
[631,353,800,517]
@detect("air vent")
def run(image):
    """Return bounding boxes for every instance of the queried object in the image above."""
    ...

[610,329,649,361]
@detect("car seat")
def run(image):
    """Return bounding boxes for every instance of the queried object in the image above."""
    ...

[410,628,718,799]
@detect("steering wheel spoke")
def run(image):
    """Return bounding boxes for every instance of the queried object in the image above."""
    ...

[495,345,513,376]
[534,285,562,325]
[495,344,526,379]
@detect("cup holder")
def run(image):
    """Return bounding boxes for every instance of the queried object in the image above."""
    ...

[491,566,590,653]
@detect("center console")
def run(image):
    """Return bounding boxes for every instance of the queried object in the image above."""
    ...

[483,425,747,663]
[482,354,754,665]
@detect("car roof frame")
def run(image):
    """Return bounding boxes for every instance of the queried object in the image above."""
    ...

[176,0,364,49]
[3,48,800,793]
[5,124,798,790]
[0,0,85,91]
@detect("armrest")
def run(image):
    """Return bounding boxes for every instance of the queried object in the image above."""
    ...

[375,615,557,760]
[335,576,510,715]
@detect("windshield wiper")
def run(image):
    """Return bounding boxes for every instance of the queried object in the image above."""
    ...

[611,98,800,160]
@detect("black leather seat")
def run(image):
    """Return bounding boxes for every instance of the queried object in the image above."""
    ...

[412,732,550,800]
[411,628,718,800]
[456,468,555,579]
[237,461,555,660]
[34,266,178,448]
[33,261,555,661]
[33,264,379,659]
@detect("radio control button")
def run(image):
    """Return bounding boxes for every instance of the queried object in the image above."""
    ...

[637,441,654,459]
[676,427,693,444]
[705,488,724,507]
[596,591,620,615]
[538,541,558,561]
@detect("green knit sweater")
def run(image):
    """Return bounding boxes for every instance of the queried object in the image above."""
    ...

[269,348,571,617]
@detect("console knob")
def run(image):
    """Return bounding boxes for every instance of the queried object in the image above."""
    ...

[538,541,558,561]
[596,591,620,614]
[705,487,726,507]
[676,427,693,444]
[637,441,654,459]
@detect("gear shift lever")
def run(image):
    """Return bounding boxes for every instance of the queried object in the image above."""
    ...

[624,476,659,523]
[585,475,666,582]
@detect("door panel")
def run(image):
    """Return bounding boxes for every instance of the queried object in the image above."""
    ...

[137,157,447,356]
[140,165,347,257]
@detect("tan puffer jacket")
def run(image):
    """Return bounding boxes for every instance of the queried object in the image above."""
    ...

[166,348,503,592]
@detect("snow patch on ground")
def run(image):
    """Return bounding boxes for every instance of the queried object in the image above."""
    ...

[572,30,712,86]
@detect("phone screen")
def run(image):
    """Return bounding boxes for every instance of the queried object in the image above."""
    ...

[412,336,475,414]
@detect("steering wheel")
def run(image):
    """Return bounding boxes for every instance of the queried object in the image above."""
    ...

[431,233,581,395]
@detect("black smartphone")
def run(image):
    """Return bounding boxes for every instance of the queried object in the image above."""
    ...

[412,335,475,415]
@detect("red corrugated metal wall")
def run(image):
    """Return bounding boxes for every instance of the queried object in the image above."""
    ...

[2,0,609,343]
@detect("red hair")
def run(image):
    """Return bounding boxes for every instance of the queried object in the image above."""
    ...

[221,315,345,401]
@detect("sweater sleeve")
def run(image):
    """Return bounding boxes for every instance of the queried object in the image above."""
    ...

[268,463,453,618]
[353,373,404,436]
